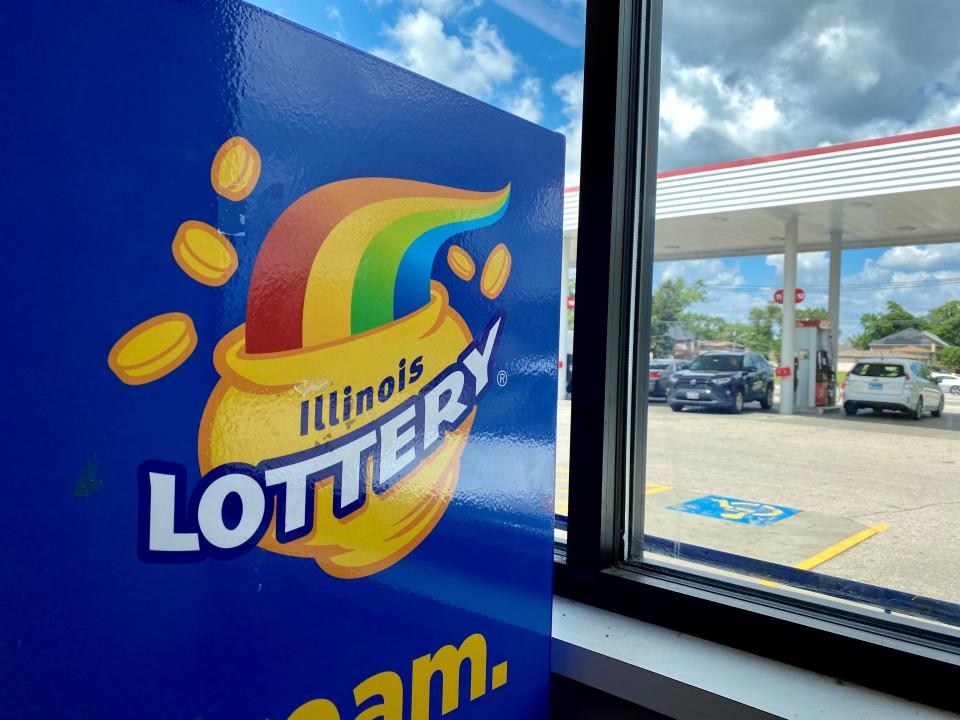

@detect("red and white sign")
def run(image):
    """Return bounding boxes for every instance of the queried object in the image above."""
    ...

[567,295,575,310]
[773,288,805,304]
[775,366,792,378]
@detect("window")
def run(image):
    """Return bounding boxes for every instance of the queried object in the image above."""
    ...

[851,363,905,378]
[632,0,960,636]
[559,0,957,711]
[688,353,741,371]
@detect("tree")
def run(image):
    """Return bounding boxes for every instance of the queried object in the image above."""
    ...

[850,301,922,349]
[926,300,960,347]
[724,322,753,350]
[940,346,960,373]
[797,307,829,321]
[739,304,828,356]
[677,312,730,341]
[744,303,781,357]
[650,278,706,357]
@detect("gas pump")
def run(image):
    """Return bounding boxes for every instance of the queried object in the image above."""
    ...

[793,320,836,409]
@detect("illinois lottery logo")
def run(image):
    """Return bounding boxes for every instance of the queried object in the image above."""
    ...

[108,137,513,578]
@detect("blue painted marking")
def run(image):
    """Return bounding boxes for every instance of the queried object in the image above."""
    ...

[667,495,800,526]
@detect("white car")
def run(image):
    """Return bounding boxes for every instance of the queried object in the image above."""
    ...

[842,358,945,419]
[932,372,960,395]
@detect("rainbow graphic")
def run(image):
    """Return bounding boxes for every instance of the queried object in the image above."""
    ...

[245,178,511,353]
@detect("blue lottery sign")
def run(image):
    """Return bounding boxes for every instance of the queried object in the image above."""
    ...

[668,495,801,527]
[0,2,563,718]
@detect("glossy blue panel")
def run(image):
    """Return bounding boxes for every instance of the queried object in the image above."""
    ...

[0,2,563,718]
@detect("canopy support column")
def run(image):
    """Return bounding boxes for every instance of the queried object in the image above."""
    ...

[828,230,842,375]
[780,216,799,415]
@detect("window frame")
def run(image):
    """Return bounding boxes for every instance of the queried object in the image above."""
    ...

[555,0,959,712]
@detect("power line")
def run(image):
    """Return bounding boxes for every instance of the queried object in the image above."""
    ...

[700,277,960,292]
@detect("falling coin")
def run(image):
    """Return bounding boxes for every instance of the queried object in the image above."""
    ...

[210,136,261,201]
[446,244,476,281]
[172,220,239,286]
[480,243,512,299]
[108,312,198,385]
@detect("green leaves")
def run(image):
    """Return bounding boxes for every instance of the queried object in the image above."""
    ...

[938,347,960,372]
[852,300,960,350]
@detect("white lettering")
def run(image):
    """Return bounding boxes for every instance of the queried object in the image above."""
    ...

[264,463,311,536]
[148,472,200,552]
[333,431,378,511]
[267,431,378,515]
[140,314,505,560]
[462,317,501,394]
[197,473,265,549]
[423,372,468,448]
[379,405,418,483]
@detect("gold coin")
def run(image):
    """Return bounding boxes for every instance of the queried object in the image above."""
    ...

[172,221,238,286]
[447,244,476,281]
[108,313,198,385]
[210,136,261,201]
[480,243,512,299]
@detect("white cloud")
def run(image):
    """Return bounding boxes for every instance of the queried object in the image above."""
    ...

[504,76,544,123]
[762,245,960,339]
[764,252,829,310]
[662,258,744,288]
[656,2,960,171]
[811,25,881,92]
[658,51,787,164]
[374,9,517,100]
[765,251,830,286]
[553,70,582,186]
[742,96,782,132]
[325,4,344,39]
[657,259,763,322]
[875,244,960,271]
[660,86,706,139]
[845,250,960,317]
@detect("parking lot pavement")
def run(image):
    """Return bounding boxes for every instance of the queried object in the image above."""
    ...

[831,393,960,432]
[555,396,960,609]
[769,384,960,431]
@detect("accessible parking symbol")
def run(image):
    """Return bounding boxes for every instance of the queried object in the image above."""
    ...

[668,495,800,527]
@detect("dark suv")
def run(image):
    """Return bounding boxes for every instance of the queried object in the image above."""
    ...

[666,351,775,413]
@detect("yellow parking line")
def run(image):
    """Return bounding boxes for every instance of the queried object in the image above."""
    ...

[761,523,889,588]
[794,523,889,571]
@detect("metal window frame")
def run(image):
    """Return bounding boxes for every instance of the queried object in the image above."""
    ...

[556,0,959,712]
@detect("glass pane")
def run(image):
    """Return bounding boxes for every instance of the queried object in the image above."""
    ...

[633,0,960,632]
[247,0,586,544]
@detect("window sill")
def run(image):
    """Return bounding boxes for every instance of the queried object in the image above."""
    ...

[551,597,953,719]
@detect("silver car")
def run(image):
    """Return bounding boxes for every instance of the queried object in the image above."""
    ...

[648,358,690,399]
[842,358,945,419]
[932,372,960,395]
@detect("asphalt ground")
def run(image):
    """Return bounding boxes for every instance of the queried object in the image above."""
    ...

[554,393,960,613]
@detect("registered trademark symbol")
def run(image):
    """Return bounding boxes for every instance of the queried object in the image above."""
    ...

[496,370,508,387]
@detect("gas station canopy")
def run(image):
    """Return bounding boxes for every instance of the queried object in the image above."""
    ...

[561,125,960,414]
[564,125,960,261]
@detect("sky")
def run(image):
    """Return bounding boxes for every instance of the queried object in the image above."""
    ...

[247,0,960,341]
